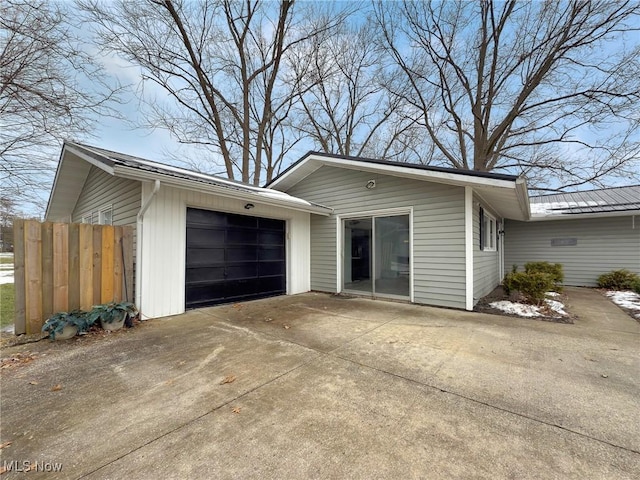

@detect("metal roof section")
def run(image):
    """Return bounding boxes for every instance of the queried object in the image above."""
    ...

[267,151,530,221]
[530,185,640,219]
[46,142,333,220]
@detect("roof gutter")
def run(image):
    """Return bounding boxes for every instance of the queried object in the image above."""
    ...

[136,179,161,316]
[115,166,333,216]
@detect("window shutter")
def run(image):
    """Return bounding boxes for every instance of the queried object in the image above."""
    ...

[479,207,485,250]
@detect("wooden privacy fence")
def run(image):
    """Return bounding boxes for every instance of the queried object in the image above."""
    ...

[13,220,134,335]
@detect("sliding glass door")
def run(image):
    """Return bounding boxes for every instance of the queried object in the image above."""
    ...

[343,214,410,298]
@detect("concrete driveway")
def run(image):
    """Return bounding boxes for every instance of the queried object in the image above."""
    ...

[1,289,638,479]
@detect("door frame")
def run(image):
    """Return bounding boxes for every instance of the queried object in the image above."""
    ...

[336,207,414,302]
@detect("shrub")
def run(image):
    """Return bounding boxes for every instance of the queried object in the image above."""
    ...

[597,269,640,290]
[503,270,556,305]
[524,262,564,287]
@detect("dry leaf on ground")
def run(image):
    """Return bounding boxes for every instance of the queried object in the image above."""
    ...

[232,407,241,414]
[0,441,12,449]
[220,375,236,385]
[51,384,62,391]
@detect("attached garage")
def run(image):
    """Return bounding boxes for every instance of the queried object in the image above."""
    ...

[185,208,286,308]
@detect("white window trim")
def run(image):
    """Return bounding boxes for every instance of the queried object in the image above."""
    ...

[81,213,92,224]
[336,206,414,303]
[98,205,113,225]
[482,210,497,252]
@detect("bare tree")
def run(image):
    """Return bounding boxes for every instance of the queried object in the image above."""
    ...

[375,0,640,190]
[0,0,121,208]
[80,0,349,185]
[288,17,424,162]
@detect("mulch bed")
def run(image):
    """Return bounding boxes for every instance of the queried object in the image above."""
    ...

[474,285,575,324]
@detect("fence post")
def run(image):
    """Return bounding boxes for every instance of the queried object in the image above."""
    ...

[24,221,43,334]
[13,219,26,335]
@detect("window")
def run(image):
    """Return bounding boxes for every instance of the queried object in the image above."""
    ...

[81,206,113,225]
[99,206,113,225]
[479,207,497,251]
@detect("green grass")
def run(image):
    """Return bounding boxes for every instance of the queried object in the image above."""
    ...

[0,283,15,329]
[0,255,14,265]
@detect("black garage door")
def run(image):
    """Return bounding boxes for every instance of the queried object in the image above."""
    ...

[185,208,286,309]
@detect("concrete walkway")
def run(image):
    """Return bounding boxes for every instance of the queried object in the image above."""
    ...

[0,290,638,479]
[564,286,639,333]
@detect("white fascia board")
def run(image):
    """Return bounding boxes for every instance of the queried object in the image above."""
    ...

[114,166,333,216]
[529,210,640,221]
[45,146,68,220]
[64,144,115,175]
[279,154,519,190]
[515,178,531,219]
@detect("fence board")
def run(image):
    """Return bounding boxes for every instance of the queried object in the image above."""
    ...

[79,224,94,310]
[53,223,69,313]
[24,221,43,334]
[93,226,102,305]
[113,227,123,302]
[68,224,80,311]
[101,226,115,303]
[13,220,26,335]
[122,228,134,302]
[41,223,54,321]
[12,220,134,334]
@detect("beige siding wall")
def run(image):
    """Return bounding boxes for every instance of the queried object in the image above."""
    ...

[505,216,640,286]
[473,196,501,302]
[286,166,467,309]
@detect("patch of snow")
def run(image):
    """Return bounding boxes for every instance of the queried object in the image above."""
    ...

[530,200,601,217]
[545,291,560,297]
[545,299,567,316]
[490,297,569,318]
[0,270,13,285]
[489,301,542,317]
[606,290,640,312]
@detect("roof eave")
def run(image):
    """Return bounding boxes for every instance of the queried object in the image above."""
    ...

[270,153,520,191]
[113,165,333,216]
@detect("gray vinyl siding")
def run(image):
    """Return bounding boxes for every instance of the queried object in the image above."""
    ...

[71,166,141,227]
[504,216,640,286]
[286,166,466,309]
[473,197,501,302]
[72,166,141,266]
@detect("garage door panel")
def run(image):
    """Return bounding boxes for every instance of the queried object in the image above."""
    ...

[227,246,258,262]
[186,209,226,226]
[185,208,286,308]
[186,248,225,265]
[227,214,258,228]
[227,229,258,245]
[226,264,258,280]
[258,230,284,244]
[187,227,225,247]
[259,217,284,230]
[259,246,285,261]
[185,282,226,306]
[186,266,226,283]
[259,261,285,276]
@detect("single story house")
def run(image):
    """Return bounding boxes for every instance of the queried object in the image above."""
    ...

[504,187,640,286]
[45,142,638,319]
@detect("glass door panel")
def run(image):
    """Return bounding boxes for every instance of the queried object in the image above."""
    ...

[374,215,410,297]
[343,218,372,294]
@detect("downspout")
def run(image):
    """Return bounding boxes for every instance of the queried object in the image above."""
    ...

[135,180,161,315]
